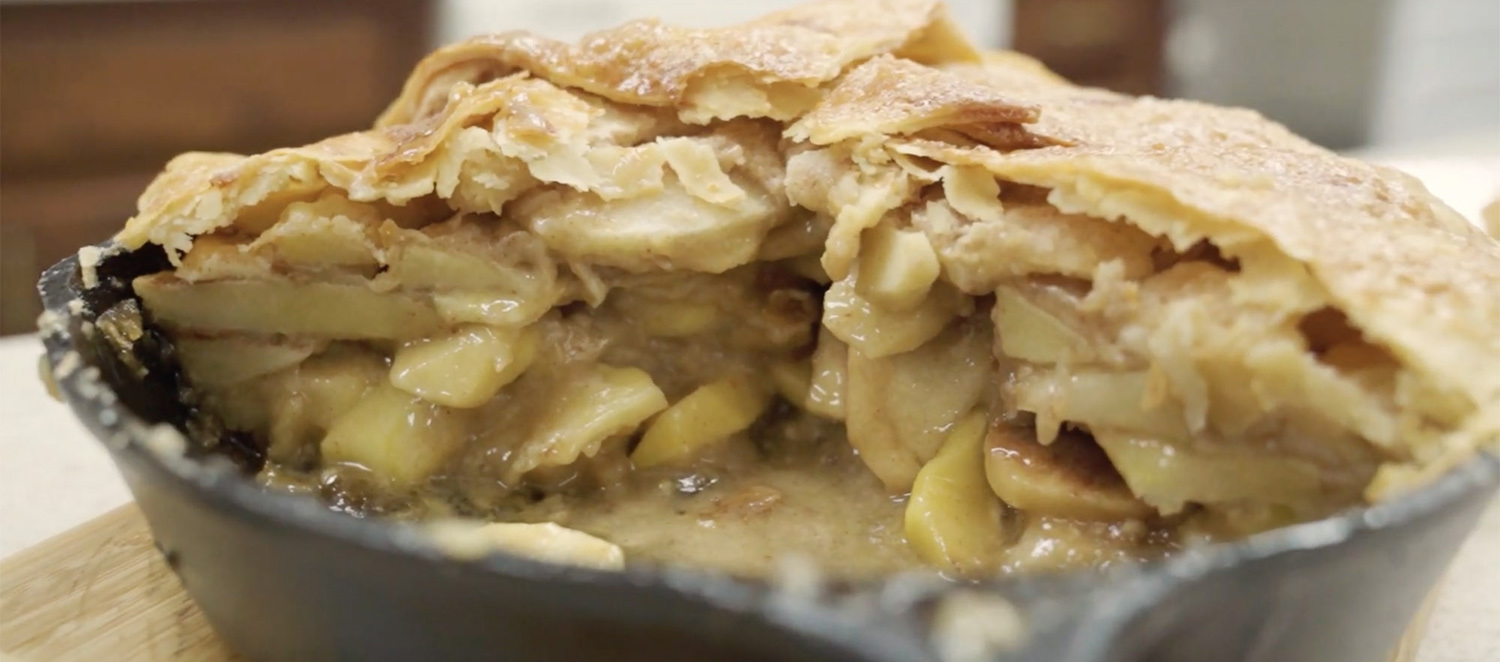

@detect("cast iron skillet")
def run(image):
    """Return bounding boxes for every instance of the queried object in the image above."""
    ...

[37,244,1500,662]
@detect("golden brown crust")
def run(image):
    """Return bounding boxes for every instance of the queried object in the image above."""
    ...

[375,0,976,127]
[115,0,1498,497]
[786,55,1041,146]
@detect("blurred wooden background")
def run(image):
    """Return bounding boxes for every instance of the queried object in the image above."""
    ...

[1012,0,1166,96]
[0,0,435,334]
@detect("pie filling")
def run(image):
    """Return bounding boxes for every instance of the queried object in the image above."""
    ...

[131,146,1401,578]
[106,2,1479,579]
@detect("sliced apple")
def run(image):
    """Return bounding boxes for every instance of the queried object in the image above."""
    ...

[844,321,993,492]
[804,327,848,420]
[176,336,324,387]
[135,274,441,340]
[508,365,668,478]
[390,325,538,408]
[904,411,1009,577]
[1011,368,1189,443]
[984,426,1152,521]
[320,382,469,488]
[1093,431,1327,515]
[632,377,771,468]
[514,181,778,274]
[854,223,941,312]
[993,285,1094,364]
[822,276,965,358]
[768,359,813,409]
[432,521,626,571]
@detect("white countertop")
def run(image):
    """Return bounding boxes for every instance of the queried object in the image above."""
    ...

[0,156,1495,659]
[0,335,132,558]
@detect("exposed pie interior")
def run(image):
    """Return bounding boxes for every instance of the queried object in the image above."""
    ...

[106,0,1500,578]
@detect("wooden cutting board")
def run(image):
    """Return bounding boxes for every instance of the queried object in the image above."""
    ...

[0,505,234,662]
[0,504,1439,662]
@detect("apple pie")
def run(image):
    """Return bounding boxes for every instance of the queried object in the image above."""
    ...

[108,0,1500,577]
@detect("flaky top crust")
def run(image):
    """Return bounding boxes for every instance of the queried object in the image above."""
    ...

[116,0,1498,483]
[376,0,979,126]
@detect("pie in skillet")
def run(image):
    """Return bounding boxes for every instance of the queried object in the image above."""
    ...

[109,0,1500,577]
